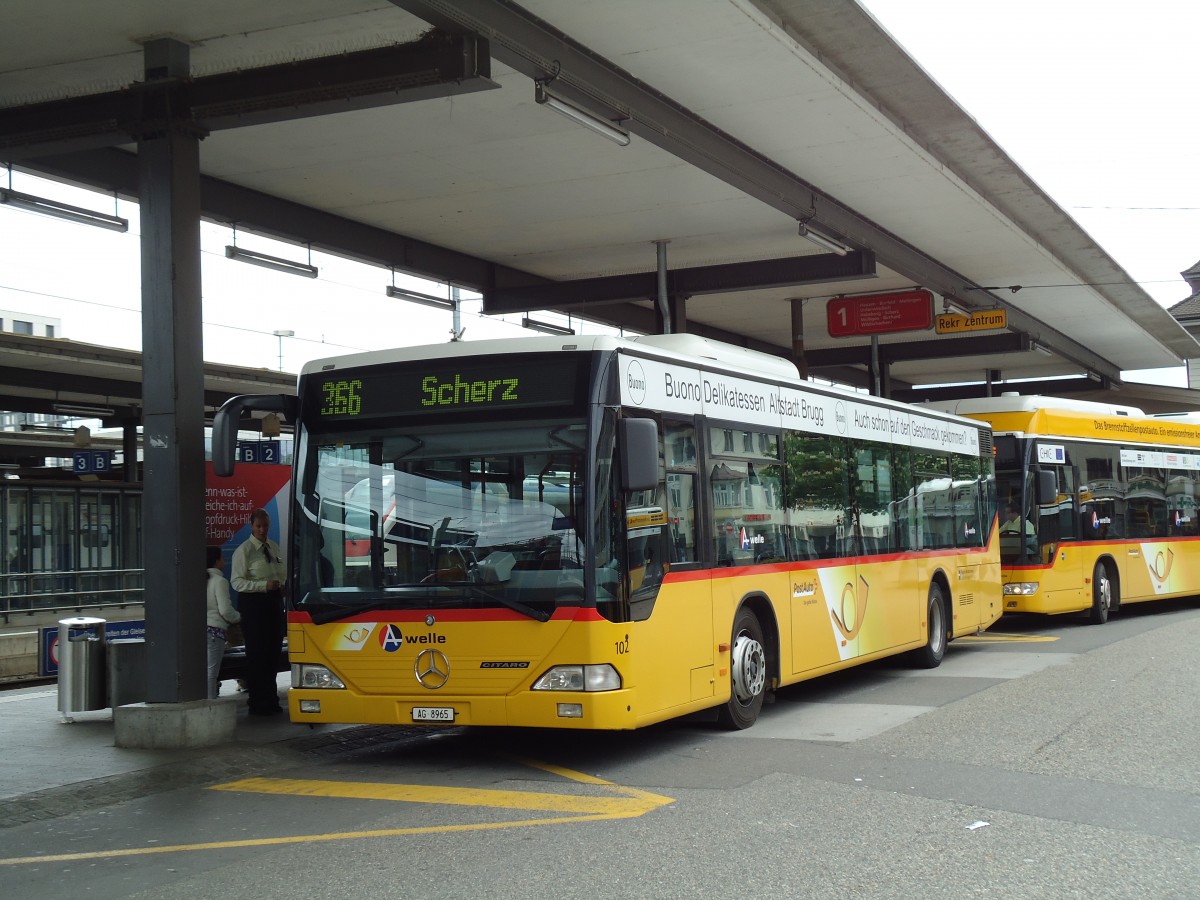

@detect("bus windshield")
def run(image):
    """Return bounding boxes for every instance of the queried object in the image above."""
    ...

[293,419,590,622]
[997,470,1040,562]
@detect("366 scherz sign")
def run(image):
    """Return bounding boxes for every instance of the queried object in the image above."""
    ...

[826,290,933,337]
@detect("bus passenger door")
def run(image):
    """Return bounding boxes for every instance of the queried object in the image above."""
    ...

[1038,464,1084,611]
[947,454,994,634]
[623,420,715,714]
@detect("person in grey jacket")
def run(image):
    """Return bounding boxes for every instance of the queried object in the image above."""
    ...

[206,546,240,699]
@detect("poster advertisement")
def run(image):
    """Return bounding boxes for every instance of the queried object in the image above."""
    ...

[204,461,291,568]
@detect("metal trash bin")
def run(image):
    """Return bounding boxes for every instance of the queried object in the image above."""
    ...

[57,616,106,714]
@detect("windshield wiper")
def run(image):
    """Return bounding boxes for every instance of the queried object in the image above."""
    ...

[305,583,549,625]
[308,598,398,625]
[459,583,551,622]
[306,587,447,625]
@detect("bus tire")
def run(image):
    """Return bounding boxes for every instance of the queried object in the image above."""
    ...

[716,607,767,730]
[911,582,948,669]
[1088,562,1113,625]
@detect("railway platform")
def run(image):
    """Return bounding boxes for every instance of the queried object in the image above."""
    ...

[0,673,362,829]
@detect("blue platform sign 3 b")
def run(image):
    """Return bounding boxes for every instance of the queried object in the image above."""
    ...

[72,450,111,474]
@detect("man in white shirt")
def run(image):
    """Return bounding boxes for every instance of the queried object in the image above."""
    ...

[230,508,287,716]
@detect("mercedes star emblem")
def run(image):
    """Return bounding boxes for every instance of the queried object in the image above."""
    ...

[414,648,450,690]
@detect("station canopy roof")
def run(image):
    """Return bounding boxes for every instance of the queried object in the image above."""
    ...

[2,0,1199,421]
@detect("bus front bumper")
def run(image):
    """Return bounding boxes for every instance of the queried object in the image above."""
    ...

[286,686,638,730]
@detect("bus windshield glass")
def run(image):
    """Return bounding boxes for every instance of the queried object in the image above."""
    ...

[292,419,590,622]
[996,469,1041,562]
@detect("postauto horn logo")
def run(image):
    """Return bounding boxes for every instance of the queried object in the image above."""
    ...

[334,625,373,651]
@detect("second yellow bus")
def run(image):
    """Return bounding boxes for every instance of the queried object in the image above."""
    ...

[935,394,1200,623]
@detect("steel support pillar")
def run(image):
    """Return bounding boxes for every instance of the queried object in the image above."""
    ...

[791,299,808,380]
[138,39,206,703]
[668,294,688,335]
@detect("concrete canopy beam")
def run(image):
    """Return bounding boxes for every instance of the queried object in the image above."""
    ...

[0,33,496,160]
[392,0,1122,381]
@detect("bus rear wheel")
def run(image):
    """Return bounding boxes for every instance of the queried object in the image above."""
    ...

[910,582,948,669]
[1088,562,1113,625]
[717,607,767,730]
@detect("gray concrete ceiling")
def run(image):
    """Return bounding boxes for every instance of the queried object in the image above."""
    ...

[2,0,1197,400]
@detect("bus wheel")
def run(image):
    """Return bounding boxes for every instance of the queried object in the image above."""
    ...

[911,582,947,669]
[717,607,767,730]
[1088,563,1113,625]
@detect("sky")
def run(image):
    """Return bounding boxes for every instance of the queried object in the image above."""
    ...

[860,0,1200,386]
[1,0,1197,385]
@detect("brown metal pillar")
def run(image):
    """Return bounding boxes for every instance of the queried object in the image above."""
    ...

[138,38,207,703]
[790,299,808,379]
[121,416,139,483]
[868,337,892,399]
[667,294,688,334]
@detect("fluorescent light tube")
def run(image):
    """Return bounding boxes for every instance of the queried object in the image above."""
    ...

[535,83,630,146]
[522,317,575,336]
[798,222,850,256]
[1,188,129,232]
[225,245,318,278]
[385,285,456,310]
[52,403,115,417]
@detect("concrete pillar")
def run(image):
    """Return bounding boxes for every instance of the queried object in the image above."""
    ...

[137,38,207,705]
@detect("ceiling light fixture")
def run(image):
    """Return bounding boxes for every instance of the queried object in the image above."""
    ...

[52,403,115,418]
[942,298,971,317]
[535,81,630,146]
[385,285,456,310]
[225,245,318,278]
[0,187,129,232]
[522,316,576,336]
[798,221,850,256]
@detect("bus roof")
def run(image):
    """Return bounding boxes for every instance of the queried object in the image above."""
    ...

[923,394,1146,418]
[299,332,983,435]
[299,333,799,380]
[925,394,1200,449]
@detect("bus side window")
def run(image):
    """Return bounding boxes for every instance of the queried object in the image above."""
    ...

[664,422,697,564]
[667,472,696,562]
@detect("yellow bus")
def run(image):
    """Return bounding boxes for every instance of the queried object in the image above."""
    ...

[932,395,1200,624]
[214,333,1001,730]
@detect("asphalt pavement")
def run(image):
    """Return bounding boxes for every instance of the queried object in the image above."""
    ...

[0,673,376,828]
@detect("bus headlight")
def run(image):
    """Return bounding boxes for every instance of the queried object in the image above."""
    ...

[1003,582,1040,596]
[532,664,621,692]
[291,663,346,689]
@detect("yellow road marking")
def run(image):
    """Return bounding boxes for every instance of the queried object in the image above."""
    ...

[0,760,674,867]
[209,776,666,816]
[958,632,1059,643]
[508,755,672,808]
[0,814,624,866]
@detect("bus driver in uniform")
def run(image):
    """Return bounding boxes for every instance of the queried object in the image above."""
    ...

[231,508,287,716]
[1000,502,1038,555]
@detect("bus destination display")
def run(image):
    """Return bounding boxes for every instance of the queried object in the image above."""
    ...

[311,356,583,421]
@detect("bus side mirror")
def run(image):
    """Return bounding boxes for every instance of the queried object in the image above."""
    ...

[212,394,297,476]
[620,418,659,493]
[1036,470,1057,505]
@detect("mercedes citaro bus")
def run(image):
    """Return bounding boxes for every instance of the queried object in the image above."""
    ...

[213,333,1001,730]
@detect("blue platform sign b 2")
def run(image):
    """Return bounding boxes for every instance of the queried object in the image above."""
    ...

[237,440,281,464]
[72,450,111,474]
